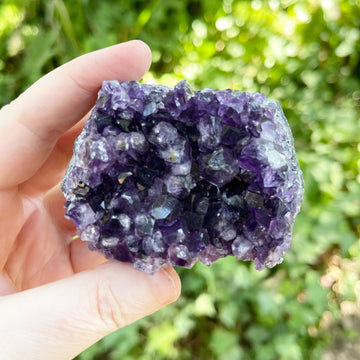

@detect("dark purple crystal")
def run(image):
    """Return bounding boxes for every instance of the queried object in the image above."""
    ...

[61,80,304,274]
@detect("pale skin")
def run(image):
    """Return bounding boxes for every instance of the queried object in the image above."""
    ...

[0,40,181,360]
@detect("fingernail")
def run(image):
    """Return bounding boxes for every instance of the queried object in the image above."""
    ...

[157,267,181,304]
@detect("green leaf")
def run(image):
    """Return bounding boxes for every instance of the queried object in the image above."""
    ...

[146,322,179,358]
[194,293,216,318]
[210,328,240,358]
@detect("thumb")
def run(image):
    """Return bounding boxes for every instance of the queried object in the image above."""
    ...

[0,262,181,360]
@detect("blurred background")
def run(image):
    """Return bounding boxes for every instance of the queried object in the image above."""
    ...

[1,0,359,359]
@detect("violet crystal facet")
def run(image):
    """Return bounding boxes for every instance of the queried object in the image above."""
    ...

[62,80,304,274]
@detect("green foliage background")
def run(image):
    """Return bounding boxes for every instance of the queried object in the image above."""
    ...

[1,0,360,359]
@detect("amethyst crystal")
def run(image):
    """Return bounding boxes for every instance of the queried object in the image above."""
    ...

[61,80,304,274]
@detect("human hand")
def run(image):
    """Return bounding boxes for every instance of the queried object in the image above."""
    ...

[0,40,181,360]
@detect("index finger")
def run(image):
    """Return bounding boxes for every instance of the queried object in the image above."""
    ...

[0,40,152,188]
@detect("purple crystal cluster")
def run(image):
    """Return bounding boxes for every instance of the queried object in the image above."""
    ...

[61,80,304,274]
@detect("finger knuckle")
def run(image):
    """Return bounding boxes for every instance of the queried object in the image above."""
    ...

[92,279,127,332]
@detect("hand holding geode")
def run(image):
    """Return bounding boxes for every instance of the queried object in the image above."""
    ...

[61,80,304,274]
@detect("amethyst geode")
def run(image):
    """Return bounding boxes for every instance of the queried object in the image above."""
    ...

[62,80,304,274]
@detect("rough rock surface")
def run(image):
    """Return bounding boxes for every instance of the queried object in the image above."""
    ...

[61,80,304,274]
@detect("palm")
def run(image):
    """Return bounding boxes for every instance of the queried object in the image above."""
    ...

[6,194,73,290]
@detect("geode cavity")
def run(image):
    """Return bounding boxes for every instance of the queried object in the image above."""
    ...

[61,80,304,274]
